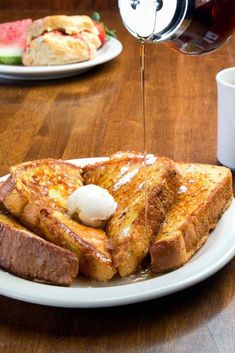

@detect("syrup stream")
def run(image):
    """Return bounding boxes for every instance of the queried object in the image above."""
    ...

[140,40,148,236]
[138,4,159,239]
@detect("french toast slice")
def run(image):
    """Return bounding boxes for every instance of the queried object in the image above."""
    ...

[0,210,78,286]
[0,159,116,281]
[150,162,233,272]
[83,152,180,277]
[0,158,83,219]
[39,209,116,281]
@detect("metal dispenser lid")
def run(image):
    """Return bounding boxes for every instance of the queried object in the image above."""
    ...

[118,0,194,42]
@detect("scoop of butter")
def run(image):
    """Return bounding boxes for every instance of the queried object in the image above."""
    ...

[67,184,117,228]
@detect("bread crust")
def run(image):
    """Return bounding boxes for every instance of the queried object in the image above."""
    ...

[150,162,233,272]
[83,153,181,277]
[23,33,93,66]
[39,210,116,281]
[28,15,99,39]
[0,159,116,281]
[23,15,101,66]
[0,211,78,286]
[1,156,232,282]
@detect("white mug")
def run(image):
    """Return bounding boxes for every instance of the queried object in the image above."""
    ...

[216,67,235,171]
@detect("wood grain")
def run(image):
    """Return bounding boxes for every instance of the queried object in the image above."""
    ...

[0,7,234,353]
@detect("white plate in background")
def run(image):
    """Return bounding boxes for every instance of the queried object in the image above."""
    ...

[0,38,122,80]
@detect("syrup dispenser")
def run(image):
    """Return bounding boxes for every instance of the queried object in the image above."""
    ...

[119,0,235,55]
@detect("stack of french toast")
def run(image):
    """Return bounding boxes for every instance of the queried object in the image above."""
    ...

[0,152,233,286]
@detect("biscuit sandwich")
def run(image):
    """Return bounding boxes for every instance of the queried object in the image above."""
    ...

[23,15,102,66]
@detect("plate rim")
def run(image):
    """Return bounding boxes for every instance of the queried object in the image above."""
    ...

[0,157,234,308]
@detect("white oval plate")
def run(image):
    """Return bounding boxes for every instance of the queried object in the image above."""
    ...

[0,38,122,80]
[0,157,234,308]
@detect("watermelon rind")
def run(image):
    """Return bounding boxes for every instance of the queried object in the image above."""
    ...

[0,46,23,65]
[0,56,22,65]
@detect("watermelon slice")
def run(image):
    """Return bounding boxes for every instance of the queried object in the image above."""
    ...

[0,19,32,65]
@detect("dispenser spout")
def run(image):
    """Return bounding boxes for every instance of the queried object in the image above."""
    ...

[156,0,163,11]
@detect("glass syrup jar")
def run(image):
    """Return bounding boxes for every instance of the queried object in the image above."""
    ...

[118,0,235,55]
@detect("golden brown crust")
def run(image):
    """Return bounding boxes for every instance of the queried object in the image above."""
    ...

[23,32,98,66]
[83,153,181,277]
[150,162,233,272]
[0,159,83,227]
[1,155,232,282]
[109,160,180,277]
[28,15,99,39]
[39,210,116,281]
[0,211,78,286]
[23,15,101,66]
[0,158,116,281]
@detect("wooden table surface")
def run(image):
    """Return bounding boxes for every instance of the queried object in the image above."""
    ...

[0,6,234,353]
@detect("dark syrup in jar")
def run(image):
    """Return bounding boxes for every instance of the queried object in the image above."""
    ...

[167,0,235,55]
